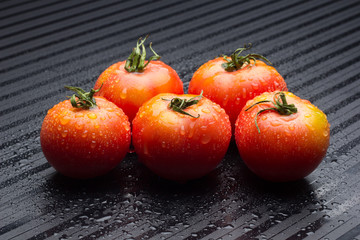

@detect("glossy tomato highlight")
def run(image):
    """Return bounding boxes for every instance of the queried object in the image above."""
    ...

[189,44,286,129]
[94,36,183,122]
[235,91,330,182]
[132,93,231,182]
[40,86,131,179]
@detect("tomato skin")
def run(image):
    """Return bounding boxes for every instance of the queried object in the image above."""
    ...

[189,58,287,129]
[94,61,184,122]
[235,92,330,182]
[132,93,231,182]
[40,97,131,179]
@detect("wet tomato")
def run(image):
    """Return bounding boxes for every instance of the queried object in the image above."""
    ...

[94,36,183,122]
[189,44,286,129]
[235,91,330,182]
[132,92,231,182]
[40,86,131,179]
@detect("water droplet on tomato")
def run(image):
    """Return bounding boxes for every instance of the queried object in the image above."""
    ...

[323,130,329,137]
[252,82,259,90]
[94,123,100,129]
[82,130,88,138]
[270,121,281,127]
[120,88,127,99]
[305,122,315,131]
[180,125,185,135]
[61,130,68,138]
[288,124,295,131]
[235,98,241,105]
[87,113,97,119]
[200,134,211,144]
[242,88,247,98]
[60,116,71,125]
[200,125,207,131]
[161,141,166,148]
[106,108,114,112]
[201,108,210,113]
[92,133,96,139]
[305,113,312,118]
[75,112,84,118]
[91,141,96,149]
[57,125,62,131]
[188,121,196,138]
[123,123,130,131]
[75,123,83,130]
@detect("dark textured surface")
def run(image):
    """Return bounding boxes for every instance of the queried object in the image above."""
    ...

[1,0,360,239]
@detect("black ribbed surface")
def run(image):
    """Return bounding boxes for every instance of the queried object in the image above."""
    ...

[1,0,360,239]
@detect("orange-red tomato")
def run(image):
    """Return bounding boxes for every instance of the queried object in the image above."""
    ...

[94,61,183,121]
[132,93,231,182]
[94,37,183,122]
[189,55,286,129]
[40,96,131,179]
[235,91,330,182]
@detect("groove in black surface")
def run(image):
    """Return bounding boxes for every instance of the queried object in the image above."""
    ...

[0,0,185,58]
[335,134,360,158]
[0,147,42,169]
[0,162,50,190]
[0,111,45,132]
[324,92,360,115]
[0,215,34,235]
[0,129,40,151]
[309,74,360,103]
[2,0,356,119]
[331,113,360,135]
[337,223,360,240]
[0,0,128,39]
[0,0,71,27]
[284,217,327,240]
[0,0,41,16]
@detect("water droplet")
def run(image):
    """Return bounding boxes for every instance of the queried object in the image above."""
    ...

[120,88,127,99]
[94,123,100,129]
[57,125,62,131]
[123,123,130,131]
[87,113,97,119]
[235,97,241,105]
[180,125,185,135]
[201,134,211,144]
[305,113,312,118]
[60,116,71,125]
[323,130,329,137]
[201,125,207,131]
[75,123,83,130]
[91,141,96,149]
[252,82,259,90]
[161,141,166,148]
[201,108,210,113]
[106,108,114,112]
[305,122,315,131]
[61,130,68,138]
[75,112,84,118]
[188,121,196,138]
[270,121,281,127]
[82,130,88,138]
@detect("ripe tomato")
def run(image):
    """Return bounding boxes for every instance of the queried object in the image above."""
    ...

[40,86,131,179]
[132,92,231,182]
[235,91,330,182]
[188,44,286,129]
[94,36,183,122]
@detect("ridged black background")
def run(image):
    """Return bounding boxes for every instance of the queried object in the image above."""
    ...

[1,0,360,239]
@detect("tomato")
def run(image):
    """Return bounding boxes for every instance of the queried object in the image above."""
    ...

[132,92,231,182]
[40,86,131,179]
[188,44,286,129]
[235,91,330,182]
[94,36,183,122]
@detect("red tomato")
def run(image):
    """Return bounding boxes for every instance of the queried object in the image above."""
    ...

[40,86,131,179]
[189,44,286,129]
[132,93,231,182]
[94,37,183,122]
[235,91,330,182]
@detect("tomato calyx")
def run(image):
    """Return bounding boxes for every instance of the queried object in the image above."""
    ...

[245,92,298,133]
[124,35,161,73]
[221,43,272,72]
[162,91,203,118]
[65,85,101,109]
